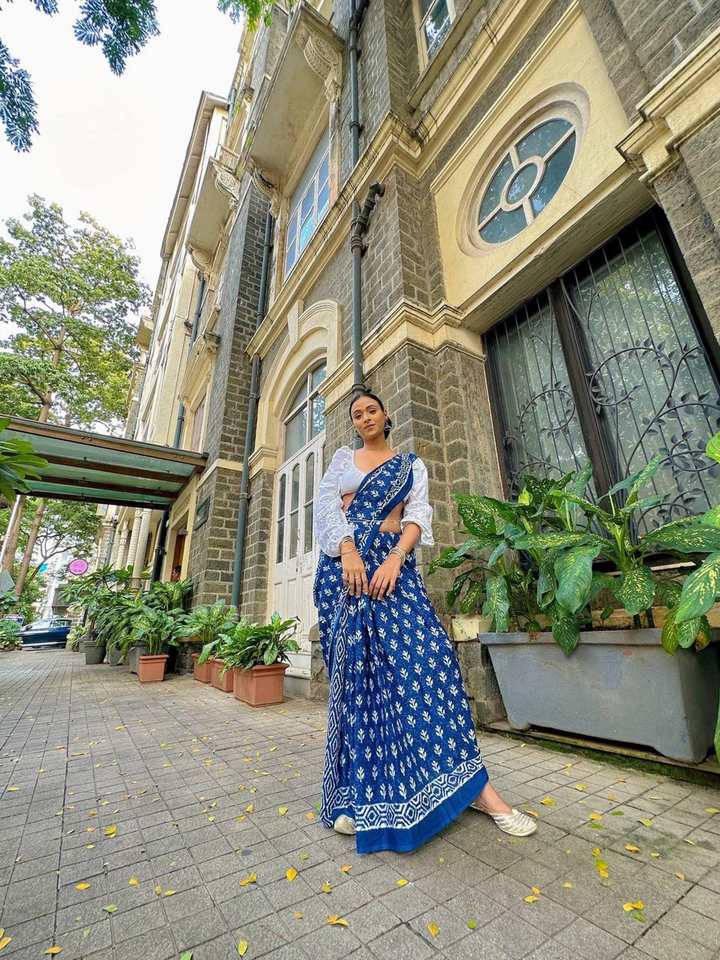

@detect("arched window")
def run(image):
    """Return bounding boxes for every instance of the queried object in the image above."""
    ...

[283,362,327,460]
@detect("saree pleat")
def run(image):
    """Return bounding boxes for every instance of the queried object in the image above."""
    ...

[314,454,488,854]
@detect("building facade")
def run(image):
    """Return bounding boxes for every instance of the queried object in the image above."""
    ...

[118,0,720,698]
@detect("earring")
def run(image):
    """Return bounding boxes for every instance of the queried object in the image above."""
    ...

[385,416,393,430]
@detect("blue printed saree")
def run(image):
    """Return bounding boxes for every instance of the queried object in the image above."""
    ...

[313,452,488,854]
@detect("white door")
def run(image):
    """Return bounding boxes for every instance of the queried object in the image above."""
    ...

[270,364,326,676]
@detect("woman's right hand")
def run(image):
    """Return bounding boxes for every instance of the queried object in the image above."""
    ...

[341,547,368,596]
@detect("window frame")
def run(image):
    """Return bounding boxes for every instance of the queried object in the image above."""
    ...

[486,209,720,511]
[281,362,327,464]
[415,0,455,66]
[284,140,331,278]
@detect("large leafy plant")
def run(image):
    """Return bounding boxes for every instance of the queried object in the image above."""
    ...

[178,599,237,645]
[432,433,720,659]
[132,607,188,657]
[217,613,300,677]
[0,619,22,650]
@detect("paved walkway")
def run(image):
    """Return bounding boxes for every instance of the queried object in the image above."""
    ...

[1,651,720,960]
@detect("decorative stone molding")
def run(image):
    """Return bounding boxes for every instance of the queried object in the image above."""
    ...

[248,160,282,216]
[178,331,221,407]
[297,23,342,102]
[320,299,485,414]
[187,246,213,275]
[617,25,720,184]
[212,163,240,205]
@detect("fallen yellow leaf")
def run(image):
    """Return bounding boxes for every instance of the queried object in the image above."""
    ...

[540,798,555,806]
[321,881,332,893]
[128,878,139,886]
[245,805,254,813]
[527,810,539,818]
[427,922,440,936]
[574,784,587,791]
[625,845,640,853]
[239,874,257,886]
[306,812,315,819]
[623,901,645,912]
[684,839,696,846]
[524,896,539,903]
[278,807,288,815]
[163,891,176,897]
[341,866,352,873]
[294,912,303,919]
[531,887,541,895]
[299,854,308,860]
[592,848,601,856]
[6,787,18,792]
[155,886,163,895]
[238,942,248,956]
[650,852,660,858]
[397,879,408,886]
[589,814,602,821]
[638,818,653,827]
[104,826,117,837]
[706,807,719,814]
[75,883,90,891]
[44,948,63,955]
[286,868,297,882]
[564,882,573,888]
[0,936,12,951]
[676,872,686,880]
[327,916,349,926]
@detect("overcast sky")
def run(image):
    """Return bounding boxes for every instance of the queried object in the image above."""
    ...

[0,0,242,300]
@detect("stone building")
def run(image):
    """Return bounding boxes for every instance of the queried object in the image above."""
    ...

[118,0,720,699]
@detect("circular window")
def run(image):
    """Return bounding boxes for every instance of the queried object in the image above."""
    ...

[458,86,589,255]
[478,119,576,244]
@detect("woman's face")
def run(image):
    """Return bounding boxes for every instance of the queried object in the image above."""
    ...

[350,396,386,441]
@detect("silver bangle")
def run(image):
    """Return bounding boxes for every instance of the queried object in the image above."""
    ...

[388,546,406,564]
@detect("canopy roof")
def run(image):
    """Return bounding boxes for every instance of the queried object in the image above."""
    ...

[1,417,206,511]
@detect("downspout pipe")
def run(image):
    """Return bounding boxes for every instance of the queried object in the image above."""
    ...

[150,273,206,583]
[230,208,274,610]
[349,0,382,406]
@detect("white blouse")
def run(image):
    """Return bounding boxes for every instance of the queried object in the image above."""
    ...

[314,445,435,557]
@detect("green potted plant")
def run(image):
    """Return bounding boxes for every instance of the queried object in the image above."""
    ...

[132,606,187,682]
[0,620,22,651]
[178,599,237,682]
[431,435,720,764]
[220,613,299,707]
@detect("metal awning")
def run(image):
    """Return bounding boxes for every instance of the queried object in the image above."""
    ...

[1,417,206,510]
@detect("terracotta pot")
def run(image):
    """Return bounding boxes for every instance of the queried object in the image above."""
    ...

[192,652,212,683]
[210,657,234,692]
[137,653,168,683]
[233,663,288,707]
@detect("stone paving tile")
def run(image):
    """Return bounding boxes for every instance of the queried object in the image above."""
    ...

[1,650,720,959]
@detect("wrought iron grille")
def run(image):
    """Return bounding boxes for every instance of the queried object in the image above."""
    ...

[487,214,720,530]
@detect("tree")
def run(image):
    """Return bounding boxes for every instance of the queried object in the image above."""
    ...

[1,0,266,152]
[0,195,149,593]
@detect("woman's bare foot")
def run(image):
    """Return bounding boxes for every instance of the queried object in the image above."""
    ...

[473,782,513,815]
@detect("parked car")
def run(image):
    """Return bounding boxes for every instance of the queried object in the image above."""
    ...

[19,618,73,647]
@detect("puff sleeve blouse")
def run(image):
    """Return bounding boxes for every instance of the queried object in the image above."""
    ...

[314,446,435,557]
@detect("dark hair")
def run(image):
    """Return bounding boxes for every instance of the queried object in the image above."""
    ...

[348,391,392,438]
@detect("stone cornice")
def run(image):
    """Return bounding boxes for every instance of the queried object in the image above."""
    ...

[320,299,484,414]
[617,25,720,183]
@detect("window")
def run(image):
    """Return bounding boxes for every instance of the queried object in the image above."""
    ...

[283,363,327,460]
[285,132,330,276]
[486,213,720,530]
[478,118,576,244]
[418,0,453,59]
[189,394,206,452]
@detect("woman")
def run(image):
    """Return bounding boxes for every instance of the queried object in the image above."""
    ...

[313,391,537,854]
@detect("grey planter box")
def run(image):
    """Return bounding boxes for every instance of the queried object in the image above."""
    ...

[83,641,106,665]
[481,628,720,764]
[107,646,124,666]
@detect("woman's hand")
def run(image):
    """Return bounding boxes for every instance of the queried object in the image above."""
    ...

[368,553,402,600]
[342,547,368,597]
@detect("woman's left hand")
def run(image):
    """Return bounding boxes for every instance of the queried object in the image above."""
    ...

[368,554,402,600]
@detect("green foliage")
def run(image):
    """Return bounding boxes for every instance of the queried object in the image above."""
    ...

[1,1,278,151]
[0,619,22,650]
[0,418,48,501]
[0,196,148,429]
[178,599,237,645]
[143,578,193,614]
[212,613,300,676]
[132,605,188,656]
